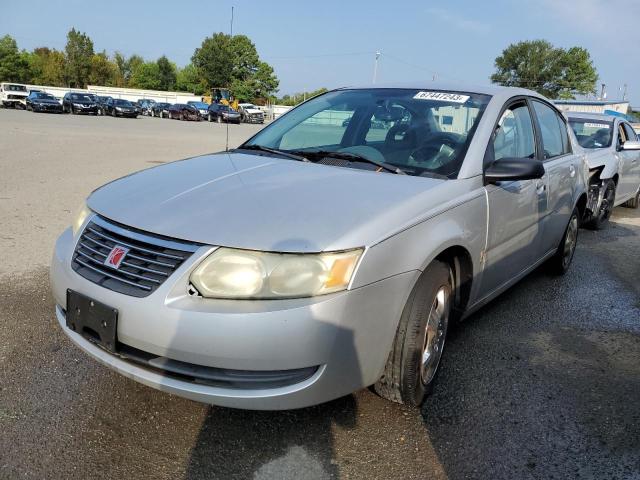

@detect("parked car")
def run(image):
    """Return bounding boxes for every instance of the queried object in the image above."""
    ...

[102,98,138,118]
[151,102,172,118]
[187,101,211,119]
[207,103,241,123]
[168,103,201,121]
[26,91,63,113]
[0,82,29,108]
[238,103,264,124]
[567,112,640,227]
[62,92,99,115]
[96,96,113,116]
[51,84,588,410]
[137,99,156,116]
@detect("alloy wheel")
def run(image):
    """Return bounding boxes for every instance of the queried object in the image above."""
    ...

[562,214,578,269]
[420,285,450,385]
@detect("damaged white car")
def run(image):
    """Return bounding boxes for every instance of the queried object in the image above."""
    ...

[567,112,640,228]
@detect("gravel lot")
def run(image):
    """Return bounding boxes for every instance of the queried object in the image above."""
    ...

[1,109,638,479]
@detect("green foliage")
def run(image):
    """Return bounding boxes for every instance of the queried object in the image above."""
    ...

[0,35,31,82]
[0,31,278,102]
[129,62,162,90]
[491,40,598,99]
[64,28,94,87]
[192,33,279,101]
[192,33,234,88]
[89,51,118,86]
[175,63,206,94]
[277,87,329,106]
[156,55,177,91]
[29,47,66,86]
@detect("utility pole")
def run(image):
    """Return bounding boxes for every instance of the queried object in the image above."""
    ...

[600,83,606,100]
[623,83,628,101]
[373,51,381,84]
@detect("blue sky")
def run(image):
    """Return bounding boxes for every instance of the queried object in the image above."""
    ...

[2,0,638,104]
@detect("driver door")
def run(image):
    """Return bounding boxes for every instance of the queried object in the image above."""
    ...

[480,99,545,297]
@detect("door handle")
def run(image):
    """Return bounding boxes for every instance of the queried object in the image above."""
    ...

[536,180,546,194]
[569,165,576,177]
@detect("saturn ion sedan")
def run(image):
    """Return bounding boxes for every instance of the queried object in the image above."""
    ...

[51,84,588,410]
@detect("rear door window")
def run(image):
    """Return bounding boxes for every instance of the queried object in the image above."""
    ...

[532,101,571,159]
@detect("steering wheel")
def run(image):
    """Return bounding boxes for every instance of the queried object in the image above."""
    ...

[409,132,462,169]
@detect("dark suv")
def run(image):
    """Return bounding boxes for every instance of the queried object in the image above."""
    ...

[62,92,99,114]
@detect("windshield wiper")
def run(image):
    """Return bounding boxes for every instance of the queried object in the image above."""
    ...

[290,150,407,175]
[236,145,309,162]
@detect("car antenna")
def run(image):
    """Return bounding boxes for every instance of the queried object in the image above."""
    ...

[225,6,234,153]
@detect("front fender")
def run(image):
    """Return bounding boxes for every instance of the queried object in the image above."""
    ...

[351,190,487,295]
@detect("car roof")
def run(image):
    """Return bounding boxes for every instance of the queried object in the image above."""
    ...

[340,81,546,101]
[565,111,620,122]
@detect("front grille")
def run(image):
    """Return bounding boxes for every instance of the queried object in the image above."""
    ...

[72,215,201,297]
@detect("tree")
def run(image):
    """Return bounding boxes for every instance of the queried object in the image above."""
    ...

[491,40,598,99]
[156,55,176,91]
[64,28,94,87]
[192,33,234,89]
[277,87,328,106]
[129,61,161,90]
[29,47,65,86]
[89,51,118,86]
[176,63,205,94]
[192,33,279,101]
[0,35,31,82]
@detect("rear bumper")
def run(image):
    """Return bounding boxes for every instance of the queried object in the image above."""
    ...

[50,226,417,409]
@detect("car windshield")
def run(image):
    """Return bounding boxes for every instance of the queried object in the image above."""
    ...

[7,84,27,92]
[244,88,490,178]
[35,93,56,100]
[568,118,614,148]
[70,94,93,102]
[190,102,208,108]
[114,99,132,106]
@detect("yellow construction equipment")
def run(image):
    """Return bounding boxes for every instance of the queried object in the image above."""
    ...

[211,87,238,110]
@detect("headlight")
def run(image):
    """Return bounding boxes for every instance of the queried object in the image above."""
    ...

[115,107,123,111]
[73,103,83,107]
[72,203,92,236]
[190,247,363,299]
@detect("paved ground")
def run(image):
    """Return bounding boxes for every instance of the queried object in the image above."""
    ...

[0,109,638,479]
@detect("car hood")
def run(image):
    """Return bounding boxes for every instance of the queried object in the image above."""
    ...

[34,98,60,104]
[244,108,262,114]
[583,148,615,169]
[87,152,448,252]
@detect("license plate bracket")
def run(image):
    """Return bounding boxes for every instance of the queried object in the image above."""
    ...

[66,289,118,352]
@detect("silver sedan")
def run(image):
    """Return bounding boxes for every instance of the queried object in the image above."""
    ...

[51,84,587,410]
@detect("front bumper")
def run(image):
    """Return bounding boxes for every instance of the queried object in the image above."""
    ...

[50,225,417,409]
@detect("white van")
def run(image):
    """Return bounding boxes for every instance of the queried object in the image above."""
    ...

[0,83,29,108]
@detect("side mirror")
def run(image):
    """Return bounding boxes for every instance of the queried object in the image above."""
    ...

[622,140,640,151]
[485,157,545,183]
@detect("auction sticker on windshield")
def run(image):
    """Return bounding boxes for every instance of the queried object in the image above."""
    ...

[413,91,470,103]
[584,123,610,129]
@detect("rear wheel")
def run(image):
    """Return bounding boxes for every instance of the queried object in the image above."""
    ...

[585,179,615,230]
[548,207,579,275]
[374,261,452,406]
[623,189,639,209]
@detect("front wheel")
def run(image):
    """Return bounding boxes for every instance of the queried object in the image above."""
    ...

[548,207,579,275]
[623,189,639,209]
[585,179,615,230]
[374,260,452,406]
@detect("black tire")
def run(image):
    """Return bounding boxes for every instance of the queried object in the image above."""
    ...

[623,189,639,209]
[584,179,615,230]
[71,106,76,114]
[111,108,116,117]
[374,260,453,406]
[548,207,579,275]
[208,113,212,122]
